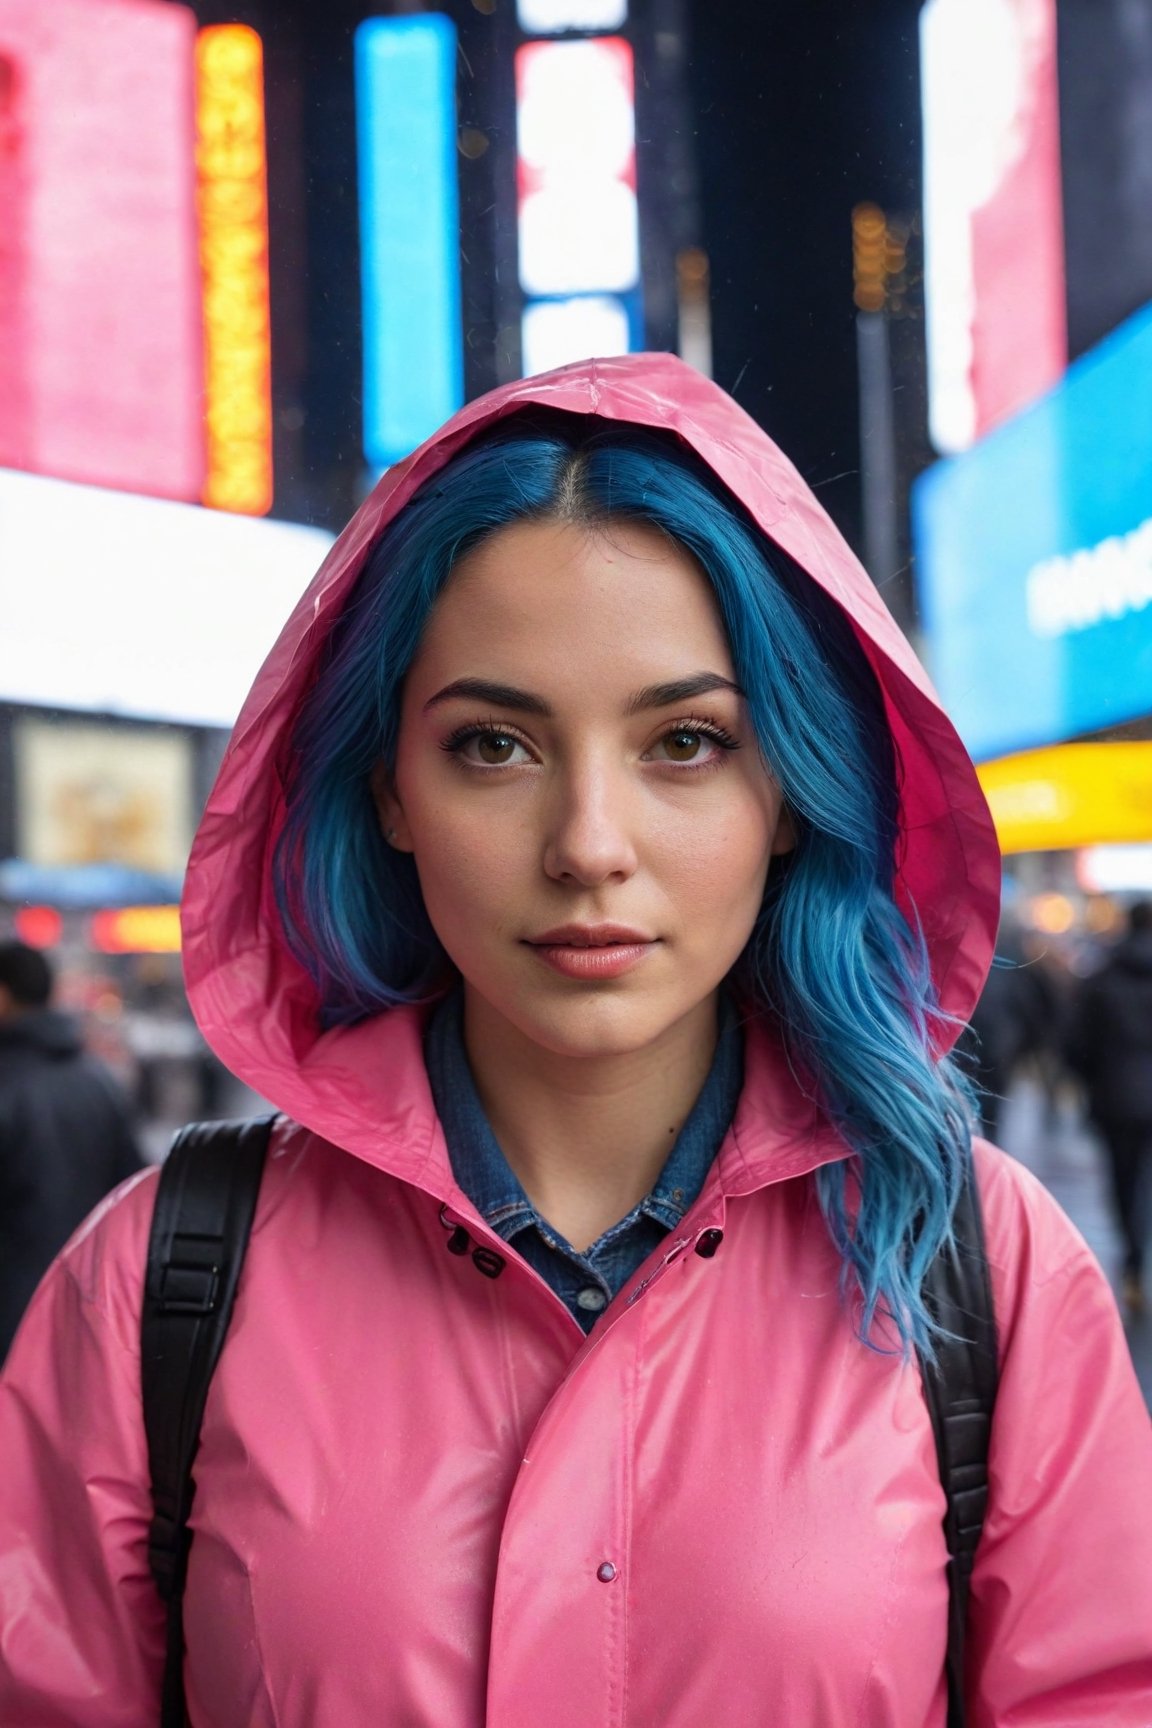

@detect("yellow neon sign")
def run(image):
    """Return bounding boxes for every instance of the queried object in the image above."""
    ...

[195,25,273,516]
[91,906,182,955]
[977,742,1152,854]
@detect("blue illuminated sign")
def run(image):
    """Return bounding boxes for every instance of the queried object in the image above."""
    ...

[355,16,463,468]
[913,299,1152,761]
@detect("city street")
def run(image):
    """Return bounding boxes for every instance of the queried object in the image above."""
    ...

[1000,1078,1152,1409]
[1,0,1150,1711]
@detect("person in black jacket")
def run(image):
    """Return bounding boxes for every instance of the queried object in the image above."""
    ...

[957,923,1052,1142]
[1066,900,1152,1314]
[0,941,144,1359]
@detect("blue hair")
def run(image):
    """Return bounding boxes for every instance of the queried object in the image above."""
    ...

[275,414,974,1357]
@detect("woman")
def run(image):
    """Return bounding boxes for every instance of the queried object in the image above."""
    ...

[1,355,1149,1725]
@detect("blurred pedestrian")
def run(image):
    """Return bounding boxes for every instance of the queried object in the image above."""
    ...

[1,359,1150,1722]
[1016,929,1073,1127]
[957,925,1049,1140]
[1067,900,1152,1313]
[0,940,143,1359]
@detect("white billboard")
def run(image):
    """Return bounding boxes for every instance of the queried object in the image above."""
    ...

[517,0,627,32]
[0,468,334,728]
[515,36,638,373]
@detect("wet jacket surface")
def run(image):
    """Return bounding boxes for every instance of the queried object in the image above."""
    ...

[0,1008,141,1357]
[1,356,1150,1725]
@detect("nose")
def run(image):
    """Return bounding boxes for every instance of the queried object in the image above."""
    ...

[542,758,640,887]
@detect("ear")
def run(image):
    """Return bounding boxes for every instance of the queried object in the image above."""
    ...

[369,761,414,853]
[770,801,797,858]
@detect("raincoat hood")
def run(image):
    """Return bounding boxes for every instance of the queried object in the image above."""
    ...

[183,354,999,1163]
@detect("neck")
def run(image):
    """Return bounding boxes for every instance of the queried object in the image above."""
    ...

[461,988,720,1252]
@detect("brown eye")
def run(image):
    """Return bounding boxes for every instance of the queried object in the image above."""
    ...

[663,729,704,762]
[476,731,517,764]
[441,723,534,768]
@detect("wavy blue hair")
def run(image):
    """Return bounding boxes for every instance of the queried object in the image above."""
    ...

[275,412,974,1357]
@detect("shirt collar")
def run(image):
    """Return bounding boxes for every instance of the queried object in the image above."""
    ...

[640,993,743,1227]
[424,989,528,1226]
[423,988,744,1236]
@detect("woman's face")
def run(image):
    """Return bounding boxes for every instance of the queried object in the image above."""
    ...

[377,517,794,1060]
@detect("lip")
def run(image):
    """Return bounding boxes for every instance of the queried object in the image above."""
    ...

[524,925,658,982]
[526,924,655,948]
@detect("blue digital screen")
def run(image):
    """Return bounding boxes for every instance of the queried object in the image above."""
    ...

[912,299,1152,761]
[355,16,463,469]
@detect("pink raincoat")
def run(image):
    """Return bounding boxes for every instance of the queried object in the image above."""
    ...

[2,356,1150,1726]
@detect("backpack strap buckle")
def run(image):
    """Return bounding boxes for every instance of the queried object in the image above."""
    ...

[156,1235,223,1315]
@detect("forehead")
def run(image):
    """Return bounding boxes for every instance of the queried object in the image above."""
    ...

[410,517,734,685]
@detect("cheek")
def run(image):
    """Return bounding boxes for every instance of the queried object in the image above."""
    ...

[669,815,771,904]
[651,792,777,931]
[397,775,524,937]
[681,764,781,860]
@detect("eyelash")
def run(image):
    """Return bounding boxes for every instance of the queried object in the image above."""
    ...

[438,713,741,773]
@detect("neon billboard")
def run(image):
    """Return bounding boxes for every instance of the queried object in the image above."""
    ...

[195,25,274,516]
[920,0,1066,453]
[355,16,463,470]
[913,299,1152,758]
[517,0,627,29]
[515,36,640,373]
[0,0,203,499]
[0,466,333,728]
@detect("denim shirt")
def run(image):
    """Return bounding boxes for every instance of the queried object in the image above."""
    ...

[424,991,744,1332]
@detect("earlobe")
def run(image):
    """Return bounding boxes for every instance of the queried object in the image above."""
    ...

[369,762,413,853]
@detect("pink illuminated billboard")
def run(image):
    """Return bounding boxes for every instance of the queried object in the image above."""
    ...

[0,0,203,500]
[920,0,1066,453]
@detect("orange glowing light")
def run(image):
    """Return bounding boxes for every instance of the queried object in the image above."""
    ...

[195,25,273,516]
[852,202,889,313]
[90,906,182,954]
[1028,893,1075,936]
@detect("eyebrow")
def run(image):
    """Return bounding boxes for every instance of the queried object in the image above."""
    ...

[422,672,745,718]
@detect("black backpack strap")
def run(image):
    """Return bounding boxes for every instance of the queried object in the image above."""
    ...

[141,1115,274,1728]
[918,1151,1000,1728]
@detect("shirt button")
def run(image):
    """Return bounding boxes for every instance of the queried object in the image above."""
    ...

[597,1561,617,1582]
[576,1287,608,1312]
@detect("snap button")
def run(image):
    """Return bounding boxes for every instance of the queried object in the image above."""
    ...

[576,1287,607,1312]
[694,1228,724,1258]
[471,1246,506,1279]
[596,1561,617,1583]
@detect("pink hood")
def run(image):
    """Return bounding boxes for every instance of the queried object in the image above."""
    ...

[183,353,1000,1163]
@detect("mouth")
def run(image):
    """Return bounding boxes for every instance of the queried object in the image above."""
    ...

[524,926,658,981]
[525,924,656,949]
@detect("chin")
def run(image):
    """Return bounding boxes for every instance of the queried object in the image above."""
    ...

[504,988,694,1061]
